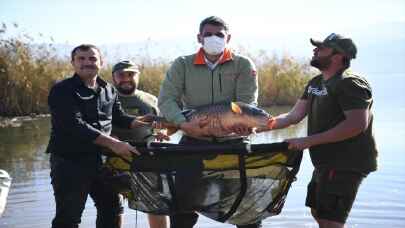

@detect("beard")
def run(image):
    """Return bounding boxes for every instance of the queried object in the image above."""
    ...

[310,55,332,70]
[116,81,137,95]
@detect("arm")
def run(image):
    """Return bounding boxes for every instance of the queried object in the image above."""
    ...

[235,57,258,105]
[271,99,308,130]
[158,57,187,125]
[257,79,310,134]
[48,84,103,142]
[287,76,372,150]
[255,99,307,133]
[287,109,369,150]
[98,96,141,156]
[49,84,138,157]
[94,134,139,157]
[158,58,211,138]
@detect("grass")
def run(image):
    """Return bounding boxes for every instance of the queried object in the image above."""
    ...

[0,23,314,117]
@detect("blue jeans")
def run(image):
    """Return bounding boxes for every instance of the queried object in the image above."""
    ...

[50,154,123,228]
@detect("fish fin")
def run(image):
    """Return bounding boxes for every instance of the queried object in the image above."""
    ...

[181,109,195,120]
[231,102,243,114]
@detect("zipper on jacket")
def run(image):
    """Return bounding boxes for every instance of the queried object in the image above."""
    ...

[219,73,222,93]
[211,70,214,104]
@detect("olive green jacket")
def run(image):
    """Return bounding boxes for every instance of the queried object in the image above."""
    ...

[158,48,258,124]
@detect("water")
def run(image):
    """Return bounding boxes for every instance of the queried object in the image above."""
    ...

[1,73,405,227]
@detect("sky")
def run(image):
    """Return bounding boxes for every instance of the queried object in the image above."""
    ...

[1,0,405,72]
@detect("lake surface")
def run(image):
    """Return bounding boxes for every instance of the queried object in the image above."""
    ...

[1,73,404,227]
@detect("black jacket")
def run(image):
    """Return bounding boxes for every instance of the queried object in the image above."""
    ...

[46,74,134,160]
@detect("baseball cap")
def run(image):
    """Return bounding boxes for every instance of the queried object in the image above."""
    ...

[112,60,140,74]
[310,33,357,59]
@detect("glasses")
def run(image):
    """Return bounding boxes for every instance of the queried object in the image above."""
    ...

[202,32,226,38]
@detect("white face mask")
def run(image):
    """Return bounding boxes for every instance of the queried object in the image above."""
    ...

[203,36,226,55]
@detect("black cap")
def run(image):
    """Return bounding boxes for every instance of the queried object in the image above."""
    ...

[112,60,140,74]
[310,33,357,59]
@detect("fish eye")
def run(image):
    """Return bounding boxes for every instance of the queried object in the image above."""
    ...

[245,106,264,116]
[253,107,269,116]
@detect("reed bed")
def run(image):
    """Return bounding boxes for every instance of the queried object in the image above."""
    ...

[0,23,313,116]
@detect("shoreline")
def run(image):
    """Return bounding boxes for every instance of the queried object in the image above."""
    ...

[0,105,293,128]
[0,114,50,128]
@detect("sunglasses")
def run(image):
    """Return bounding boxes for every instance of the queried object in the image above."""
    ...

[202,32,226,38]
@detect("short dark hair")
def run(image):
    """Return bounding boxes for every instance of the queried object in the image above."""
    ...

[199,16,229,33]
[71,44,102,61]
[342,56,351,69]
[331,48,352,70]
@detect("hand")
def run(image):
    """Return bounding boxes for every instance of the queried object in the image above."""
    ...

[285,137,313,151]
[151,120,166,129]
[110,140,140,158]
[153,130,170,142]
[256,117,277,133]
[228,123,253,136]
[136,114,157,123]
[130,119,149,128]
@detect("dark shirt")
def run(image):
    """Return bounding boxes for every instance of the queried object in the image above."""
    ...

[46,74,134,161]
[112,90,158,143]
[301,71,378,173]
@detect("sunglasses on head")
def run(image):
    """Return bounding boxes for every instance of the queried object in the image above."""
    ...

[202,32,226,38]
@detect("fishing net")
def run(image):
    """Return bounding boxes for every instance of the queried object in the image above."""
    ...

[106,142,302,225]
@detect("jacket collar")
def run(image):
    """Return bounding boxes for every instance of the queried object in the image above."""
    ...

[72,74,108,88]
[193,48,233,65]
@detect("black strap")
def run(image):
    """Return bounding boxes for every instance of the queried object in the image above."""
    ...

[218,153,247,222]
[166,173,177,212]
[266,150,303,214]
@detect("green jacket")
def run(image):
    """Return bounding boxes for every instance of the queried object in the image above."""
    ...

[158,48,258,124]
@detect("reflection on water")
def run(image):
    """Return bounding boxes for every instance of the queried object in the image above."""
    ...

[0,117,50,183]
[1,98,405,227]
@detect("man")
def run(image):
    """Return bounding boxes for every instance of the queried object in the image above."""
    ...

[47,44,147,228]
[110,60,168,228]
[267,33,378,228]
[158,16,260,228]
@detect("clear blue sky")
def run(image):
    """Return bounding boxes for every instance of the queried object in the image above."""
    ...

[1,0,404,43]
[1,0,405,72]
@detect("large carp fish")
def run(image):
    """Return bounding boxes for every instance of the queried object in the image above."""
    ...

[151,102,275,138]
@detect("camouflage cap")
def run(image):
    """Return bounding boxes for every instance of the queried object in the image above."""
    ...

[112,60,140,74]
[310,33,357,59]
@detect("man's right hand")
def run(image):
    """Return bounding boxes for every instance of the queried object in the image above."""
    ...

[94,134,140,158]
[109,140,140,158]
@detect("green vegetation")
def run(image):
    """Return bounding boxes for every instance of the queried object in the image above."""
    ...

[0,23,314,117]
[253,53,313,106]
[0,23,71,116]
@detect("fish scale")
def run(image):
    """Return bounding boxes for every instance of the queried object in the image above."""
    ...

[157,102,274,138]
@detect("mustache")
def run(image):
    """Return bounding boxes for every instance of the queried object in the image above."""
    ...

[118,81,135,86]
[116,84,136,95]
[81,65,97,70]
